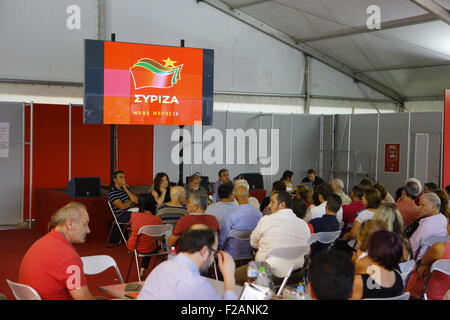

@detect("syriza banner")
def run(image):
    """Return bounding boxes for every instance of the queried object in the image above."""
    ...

[84,40,214,125]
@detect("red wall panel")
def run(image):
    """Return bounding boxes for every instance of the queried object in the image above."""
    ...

[117,125,154,186]
[32,104,70,218]
[71,106,110,185]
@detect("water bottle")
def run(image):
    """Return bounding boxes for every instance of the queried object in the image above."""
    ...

[255,266,270,288]
[167,246,177,261]
[247,261,259,284]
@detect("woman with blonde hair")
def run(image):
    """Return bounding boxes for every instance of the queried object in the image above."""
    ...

[352,219,388,274]
[373,203,413,262]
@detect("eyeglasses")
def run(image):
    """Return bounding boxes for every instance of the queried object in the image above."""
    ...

[208,246,219,257]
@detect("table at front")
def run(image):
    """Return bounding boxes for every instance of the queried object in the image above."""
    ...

[100,278,244,300]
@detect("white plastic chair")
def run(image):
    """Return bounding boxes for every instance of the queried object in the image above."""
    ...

[307,230,341,246]
[363,292,410,300]
[226,230,253,261]
[81,255,124,283]
[6,279,41,300]
[106,201,129,247]
[266,245,310,278]
[414,235,450,260]
[399,260,416,286]
[127,224,173,282]
[423,259,450,300]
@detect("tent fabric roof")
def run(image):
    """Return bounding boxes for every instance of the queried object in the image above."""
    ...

[216,0,450,100]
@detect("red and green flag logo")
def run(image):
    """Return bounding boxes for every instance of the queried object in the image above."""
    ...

[130,57,183,89]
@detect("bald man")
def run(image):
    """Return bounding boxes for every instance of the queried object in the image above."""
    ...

[155,186,188,229]
[19,202,100,300]
[219,186,262,259]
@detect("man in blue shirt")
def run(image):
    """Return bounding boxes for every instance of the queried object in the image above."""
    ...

[309,193,342,256]
[138,224,238,300]
[206,183,238,228]
[219,186,262,259]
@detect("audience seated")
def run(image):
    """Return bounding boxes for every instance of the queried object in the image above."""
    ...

[212,169,232,202]
[235,191,310,284]
[155,186,187,229]
[108,170,138,223]
[374,183,395,204]
[280,170,294,192]
[360,177,376,188]
[397,181,421,228]
[331,179,351,205]
[301,169,324,189]
[260,180,286,215]
[407,239,450,300]
[308,249,355,300]
[307,183,343,223]
[424,182,439,193]
[233,179,260,210]
[292,198,308,220]
[352,230,404,299]
[185,173,209,201]
[169,193,220,251]
[206,183,237,228]
[219,186,262,259]
[353,220,388,274]
[395,186,405,202]
[138,224,237,300]
[405,177,423,206]
[342,185,366,232]
[372,204,413,262]
[149,172,171,214]
[19,202,99,300]
[343,187,381,240]
[295,184,313,206]
[410,193,448,261]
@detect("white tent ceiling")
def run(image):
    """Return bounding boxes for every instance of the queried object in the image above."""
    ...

[202,0,450,101]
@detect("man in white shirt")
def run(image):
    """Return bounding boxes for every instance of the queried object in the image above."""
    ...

[235,190,310,283]
[410,192,449,261]
[307,183,343,223]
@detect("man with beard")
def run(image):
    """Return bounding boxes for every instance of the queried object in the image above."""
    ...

[138,224,238,300]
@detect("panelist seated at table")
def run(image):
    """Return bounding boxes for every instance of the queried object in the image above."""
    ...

[127,195,163,279]
[138,224,238,300]
[19,202,101,300]
[168,193,220,250]
[108,170,138,223]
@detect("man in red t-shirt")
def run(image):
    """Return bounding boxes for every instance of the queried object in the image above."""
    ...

[342,185,366,232]
[19,202,98,300]
[169,193,220,251]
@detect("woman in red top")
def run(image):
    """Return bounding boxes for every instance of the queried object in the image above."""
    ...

[407,240,450,300]
[127,195,163,278]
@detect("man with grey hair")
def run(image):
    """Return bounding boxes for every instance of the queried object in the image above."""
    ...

[410,192,449,260]
[19,202,100,300]
[233,179,260,210]
[398,180,421,227]
[331,178,352,205]
[169,193,220,249]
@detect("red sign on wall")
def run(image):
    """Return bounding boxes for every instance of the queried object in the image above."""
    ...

[385,144,400,173]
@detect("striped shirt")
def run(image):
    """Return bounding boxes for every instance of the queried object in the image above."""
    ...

[108,186,131,215]
[155,204,188,229]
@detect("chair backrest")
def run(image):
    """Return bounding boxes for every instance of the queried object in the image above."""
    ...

[399,260,416,286]
[267,245,310,261]
[6,279,41,300]
[138,224,173,237]
[81,255,124,283]
[228,229,252,241]
[363,292,410,300]
[422,235,450,248]
[308,230,341,246]
[430,259,450,275]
